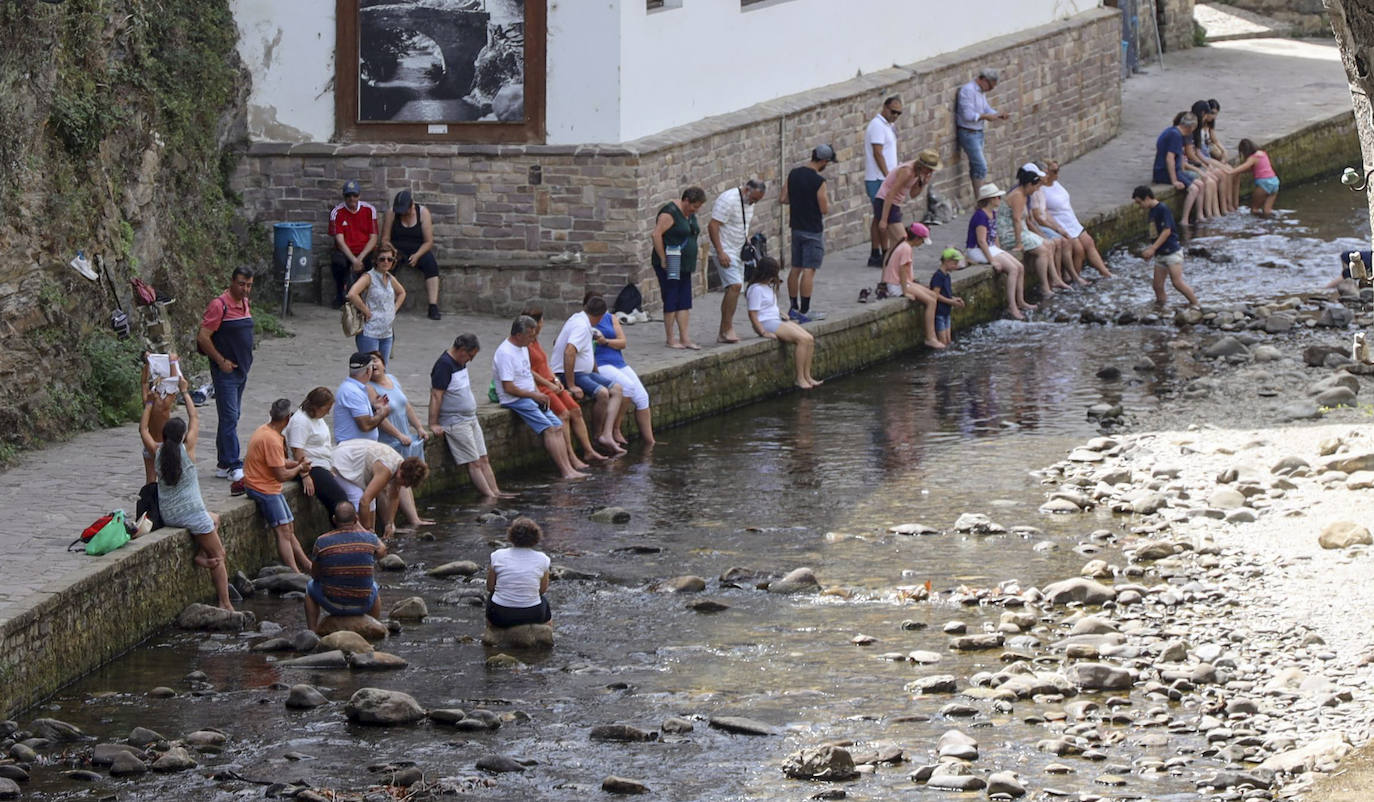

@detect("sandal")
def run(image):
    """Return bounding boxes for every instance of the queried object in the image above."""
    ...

[858,288,871,304]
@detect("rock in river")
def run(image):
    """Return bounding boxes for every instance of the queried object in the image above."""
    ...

[1318,521,1372,550]
[768,567,819,594]
[30,717,83,742]
[175,603,254,632]
[709,716,775,736]
[590,724,658,742]
[475,754,525,773]
[937,729,979,760]
[108,751,148,776]
[427,560,481,578]
[317,614,388,642]
[986,770,1027,798]
[389,596,429,621]
[655,575,707,593]
[782,745,858,780]
[1042,577,1116,606]
[286,684,329,709]
[344,688,425,726]
[319,631,373,654]
[482,623,555,648]
[590,506,632,524]
[151,746,197,772]
[1067,662,1134,691]
[953,513,1006,533]
[602,775,650,794]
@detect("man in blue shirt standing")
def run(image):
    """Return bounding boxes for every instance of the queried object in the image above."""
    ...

[334,352,391,444]
[1132,186,1199,308]
[955,69,1010,200]
[1152,113,1204,226]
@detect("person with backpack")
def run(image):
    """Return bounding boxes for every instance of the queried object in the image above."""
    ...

[707,179,767,344]
[196,266,254,496]
[139,373,234,611]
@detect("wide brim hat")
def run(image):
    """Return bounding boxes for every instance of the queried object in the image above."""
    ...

[916,149,943,171]
[977,183,1005,201]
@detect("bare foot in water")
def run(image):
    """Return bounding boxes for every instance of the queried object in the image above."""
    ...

[571,458,590,470]
[596,437,626,456]
[1009,308,1026,320]
[1021,302,1037,311]
[924,338,947,350]
[808,378,825,388]
[560,469,589,480]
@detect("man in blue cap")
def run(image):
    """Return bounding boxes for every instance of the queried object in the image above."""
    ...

[328,180,378,308]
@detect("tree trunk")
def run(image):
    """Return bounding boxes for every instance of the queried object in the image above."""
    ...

[1325,0,1374,244]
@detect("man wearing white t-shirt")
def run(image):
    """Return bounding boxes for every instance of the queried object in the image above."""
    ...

[864,96,902,266]
[708,179,766,345]
[494,315,587,480]
[549,295,624,455]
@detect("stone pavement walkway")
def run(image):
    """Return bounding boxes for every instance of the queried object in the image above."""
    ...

[0,38,1351,624]
[1195,3,1293,42]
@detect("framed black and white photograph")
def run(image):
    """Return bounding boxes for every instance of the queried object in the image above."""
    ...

[337,0,545,143]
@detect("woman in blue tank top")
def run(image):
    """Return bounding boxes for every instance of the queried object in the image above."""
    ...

[592,310,657,446]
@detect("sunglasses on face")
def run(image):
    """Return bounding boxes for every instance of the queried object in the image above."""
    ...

[377,256,395,263]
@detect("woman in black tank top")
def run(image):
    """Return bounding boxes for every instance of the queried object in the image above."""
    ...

[382,189,442,319]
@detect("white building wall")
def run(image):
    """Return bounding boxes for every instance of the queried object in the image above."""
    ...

[232,0,336,143]
[615,0,1095,142]
[230,0,1095,145]
[547,0,623,144]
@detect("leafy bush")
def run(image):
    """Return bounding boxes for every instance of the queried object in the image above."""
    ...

[80,330,145,427]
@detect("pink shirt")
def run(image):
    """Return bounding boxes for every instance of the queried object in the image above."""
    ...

[1252,150,1276,180]
[882,242,913,286]
[875,162,923,205]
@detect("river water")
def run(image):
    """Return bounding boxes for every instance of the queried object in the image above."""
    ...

[18,180,1370,800]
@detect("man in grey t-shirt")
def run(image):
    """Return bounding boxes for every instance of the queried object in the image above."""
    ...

[428,333,506,498]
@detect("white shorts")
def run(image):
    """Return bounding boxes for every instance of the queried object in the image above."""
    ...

[1155,251,1184,267]
[966,245,1007,265]
[334,471,366,510]
[761,316,782,335]
[885,282,902,296]
[598,363,650,411]
[442,418,488,464]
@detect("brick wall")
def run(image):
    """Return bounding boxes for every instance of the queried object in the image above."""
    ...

[233,8,1122,316]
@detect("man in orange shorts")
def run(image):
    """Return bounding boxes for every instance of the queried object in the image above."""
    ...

[521,302,606,465]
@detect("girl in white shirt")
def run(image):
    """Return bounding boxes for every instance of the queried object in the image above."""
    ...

[283,387,351,524]
[746,257,822,389]
[486,517,553,628]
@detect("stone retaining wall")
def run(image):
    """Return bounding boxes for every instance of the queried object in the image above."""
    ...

[233,8,1122,318]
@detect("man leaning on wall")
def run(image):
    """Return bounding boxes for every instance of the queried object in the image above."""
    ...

[955,68,1010,201]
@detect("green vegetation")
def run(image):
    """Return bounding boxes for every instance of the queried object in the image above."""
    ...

[254,311,293,339]
[0,0,263,456]
[79,330,146,427]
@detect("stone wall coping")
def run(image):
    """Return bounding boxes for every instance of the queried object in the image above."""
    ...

[243,7,1119,162]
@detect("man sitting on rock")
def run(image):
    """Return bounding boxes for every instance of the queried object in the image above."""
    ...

[305,501,386,632]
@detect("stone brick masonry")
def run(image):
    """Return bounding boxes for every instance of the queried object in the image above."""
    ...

[232,8,1122,316]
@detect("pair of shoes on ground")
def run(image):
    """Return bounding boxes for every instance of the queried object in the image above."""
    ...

[866,253,883,268]
[858,288,871,303]
[428,304,442,320]
[616,309,651,325]
[216,467,246,496]
[789,308,826,323]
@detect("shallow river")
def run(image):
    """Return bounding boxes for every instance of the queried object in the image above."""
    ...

[20,180,1370,800]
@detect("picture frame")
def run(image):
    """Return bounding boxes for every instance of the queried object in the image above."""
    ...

[335,0,546,144]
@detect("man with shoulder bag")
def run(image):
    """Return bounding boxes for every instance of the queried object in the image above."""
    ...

[708,179,766,344]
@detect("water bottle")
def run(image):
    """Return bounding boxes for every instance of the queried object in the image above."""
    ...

[1355,332,1368,364]
[190,383,215,406]
[665,244,682,281]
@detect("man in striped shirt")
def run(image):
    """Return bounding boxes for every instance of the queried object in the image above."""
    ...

[305,501,387,630]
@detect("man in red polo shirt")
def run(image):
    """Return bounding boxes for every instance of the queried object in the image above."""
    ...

[329,180,378,308]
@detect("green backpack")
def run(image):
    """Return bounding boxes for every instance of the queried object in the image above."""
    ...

[84,510,131,556]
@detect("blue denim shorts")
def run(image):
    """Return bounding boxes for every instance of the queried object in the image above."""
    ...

[790,230,825,269]
[245,488,293,528]
[307,578,380,617]
[865,179,882,201]
[1179,169,1199,189]
[1254,177,1279,195]
[502,397,562,434]
[559,370,614,399]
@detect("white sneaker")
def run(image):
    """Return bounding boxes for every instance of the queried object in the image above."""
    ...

[229,468,244,483]
[215,467,232,479]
